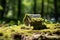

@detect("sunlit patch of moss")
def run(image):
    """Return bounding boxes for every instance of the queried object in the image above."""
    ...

[45,24,56,29]
[31,18,44,22]
[45,23,60,29]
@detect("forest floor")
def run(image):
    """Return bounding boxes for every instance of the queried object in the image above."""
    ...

[0,24,60,40]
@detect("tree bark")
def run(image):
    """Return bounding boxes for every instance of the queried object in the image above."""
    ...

[18,0,21,20]
[54,0,58,22]
[33,0,36,14]
[41,0,44,17]
[0,0,6,20]
[47,0,50,20]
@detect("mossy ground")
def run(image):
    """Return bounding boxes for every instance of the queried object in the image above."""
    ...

[0,24,60,40]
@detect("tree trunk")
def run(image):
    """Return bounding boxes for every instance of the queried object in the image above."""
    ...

[18,0,21,20]
[41,0,44,17]
[0,0,6,20]
[4,0,9,18]
[47,0,50,20]
[54,0,58,22]
[33,0,36,14]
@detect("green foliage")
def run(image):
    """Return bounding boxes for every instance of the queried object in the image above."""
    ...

[44,19,53,24]
[8,21,16,26]
[18,20,21,25]
[0,5,3,10]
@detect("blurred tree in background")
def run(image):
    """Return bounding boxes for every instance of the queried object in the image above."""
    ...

[0,0,60,25]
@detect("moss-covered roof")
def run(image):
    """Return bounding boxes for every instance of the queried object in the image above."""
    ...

[25,14,41,18]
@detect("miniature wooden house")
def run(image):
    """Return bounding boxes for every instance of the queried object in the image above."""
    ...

[23,14,41,26]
